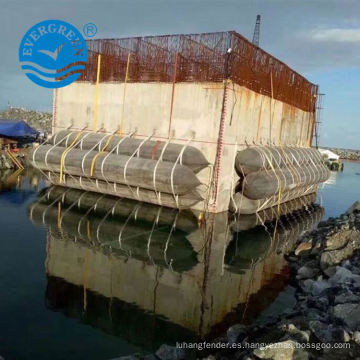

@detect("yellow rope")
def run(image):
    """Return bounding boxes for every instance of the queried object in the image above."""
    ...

[57,201,62,229]
[119,53,131,135]
[86,220,91,240]
[93,54,102,132]
[261,148,283,214]
[254,93,266,144]
[278,118,285,146]
[89,135,114,176]
[5,150,24,170]
[59,132,84,183]
[83,249,90,312]
[269,71,274,142]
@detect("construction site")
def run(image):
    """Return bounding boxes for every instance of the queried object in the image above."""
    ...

[3,0,360,358]
[30,28,329,217]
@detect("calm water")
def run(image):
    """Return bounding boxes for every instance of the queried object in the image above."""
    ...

[0,163,358,360]
[318,160,360,218]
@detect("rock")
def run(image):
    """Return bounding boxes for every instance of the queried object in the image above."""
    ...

[334,290,360,305]
[155,344,186,360]
[322,266,337,277]
[307,296,329,312]
[227,324,247,344]
[143,356,158,360]
[280,324,310,343]
[296,266,317,280]
[325,230,352,251]
[295,242,312,256]
[320,230,360,269]
[305,308,325,321]
[353,331,360,345]
[318,221,330,228]
[332,303,360,330]
[300,279,314,293]
[346,201,360,215]
[309,321,350,342]
[253,340,308,360]
[309,279,332,296]
[343,330,351,342]
[328,266,360,286]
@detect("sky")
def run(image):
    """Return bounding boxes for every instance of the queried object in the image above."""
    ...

[0,0,359,149]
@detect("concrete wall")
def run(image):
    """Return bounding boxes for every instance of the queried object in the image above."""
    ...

[53,81,315,213]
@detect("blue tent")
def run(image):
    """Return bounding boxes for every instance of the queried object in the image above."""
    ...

[0,119,38,139]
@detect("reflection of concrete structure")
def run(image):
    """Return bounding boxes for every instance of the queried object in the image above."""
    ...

[29,188,324,349]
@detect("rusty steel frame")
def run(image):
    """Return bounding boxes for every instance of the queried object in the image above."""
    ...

[78,31,317,112]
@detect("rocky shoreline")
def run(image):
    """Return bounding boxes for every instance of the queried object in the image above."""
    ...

[115,202,360,360]
[327,148,360,162]
[0,107,52,133]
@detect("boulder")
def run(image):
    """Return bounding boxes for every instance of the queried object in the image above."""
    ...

[320,230,360,269]
[280,324,310,343]
[353,331,360,345]
[155,344,186,360]
[295,242,313,256]
[296,266,318,280]
[332,303,360,330]
[303,279,331,296]
[346,201,360,215]
[334,289,360,305]
[322,266,337,277]
[328,266,360,286]
[309,321,350,342]
[325,230,353,251]
[227,324,247,344]
[253,340,309,360]
[307,296,329,312]
[143,355,158,360]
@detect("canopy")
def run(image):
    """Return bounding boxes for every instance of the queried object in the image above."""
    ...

[0,119,38,139]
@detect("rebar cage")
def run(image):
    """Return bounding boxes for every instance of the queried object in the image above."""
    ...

[77,31,317,113]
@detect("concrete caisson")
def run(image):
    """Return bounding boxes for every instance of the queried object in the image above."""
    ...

[51,31,320,213]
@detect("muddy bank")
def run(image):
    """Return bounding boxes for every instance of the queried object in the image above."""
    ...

[115,202,360,360]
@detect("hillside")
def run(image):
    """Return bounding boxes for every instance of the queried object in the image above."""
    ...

[0,107,52,134]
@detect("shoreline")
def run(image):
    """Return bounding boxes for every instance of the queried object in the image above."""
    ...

[326,148,360,162]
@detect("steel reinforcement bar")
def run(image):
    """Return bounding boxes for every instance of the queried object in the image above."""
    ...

[76,31,317,112]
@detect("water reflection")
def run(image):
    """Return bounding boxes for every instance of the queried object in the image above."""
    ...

[28,187,324,351]
[318,160,360,218]
[0,168,45,203]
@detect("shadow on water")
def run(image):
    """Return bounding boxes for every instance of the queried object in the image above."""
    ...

[26,185,325,353]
